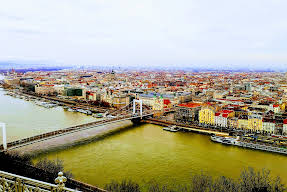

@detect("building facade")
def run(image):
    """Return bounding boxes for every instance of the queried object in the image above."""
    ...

[199,105,216,125]
[175,103,201,124]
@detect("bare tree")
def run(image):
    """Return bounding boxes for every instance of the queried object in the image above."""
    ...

[34,158,73,178]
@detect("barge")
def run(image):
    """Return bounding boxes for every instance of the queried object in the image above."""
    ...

[211,135,287,155]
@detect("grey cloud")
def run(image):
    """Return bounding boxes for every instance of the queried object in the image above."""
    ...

[0,0,286,70]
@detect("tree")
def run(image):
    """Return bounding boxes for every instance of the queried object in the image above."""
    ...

[104,168,286,192]
[105,180,141,192]
[34,158,73,178]
[238,167,285,192]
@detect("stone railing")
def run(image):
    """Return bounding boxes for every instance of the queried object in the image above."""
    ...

[0,170,79,192]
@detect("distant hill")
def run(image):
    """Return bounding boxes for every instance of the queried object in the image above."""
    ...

[0,62,283,72]
[0,62,71,72]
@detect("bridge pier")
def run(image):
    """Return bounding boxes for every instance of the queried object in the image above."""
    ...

[0,123,7,151]
[131,117,142,124]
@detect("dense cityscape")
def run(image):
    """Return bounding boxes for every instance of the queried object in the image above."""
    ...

[1,69,287,191]
[3,70,287,135]
[1,0,287,191]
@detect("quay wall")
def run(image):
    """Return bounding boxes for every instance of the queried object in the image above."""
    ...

[20,90,110,113]
[142,118,229,136]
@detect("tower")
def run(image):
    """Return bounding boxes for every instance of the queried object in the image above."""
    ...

[0,123,7,151]
[244,82,252,92]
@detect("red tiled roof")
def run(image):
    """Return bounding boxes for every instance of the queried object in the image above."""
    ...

[263,118,276,123]
[206,102,213,106]
[217,98,242,102]
[219,110,234,114]
[223,110,233,113]
[222,114,229,118]
[178,103,201,108]
[267,98,275,101]
[163,99,171,105]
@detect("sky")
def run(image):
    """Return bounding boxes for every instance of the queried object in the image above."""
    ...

[0,0,287,70]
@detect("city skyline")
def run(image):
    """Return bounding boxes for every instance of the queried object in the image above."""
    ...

[1,1,287,190]
[1,0,287,70]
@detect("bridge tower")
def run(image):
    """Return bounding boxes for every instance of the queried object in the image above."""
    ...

[0,122,7,151]
[133,99,143,118]
[131,99,143,124]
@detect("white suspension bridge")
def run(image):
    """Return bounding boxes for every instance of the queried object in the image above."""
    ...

[0,99,153,152]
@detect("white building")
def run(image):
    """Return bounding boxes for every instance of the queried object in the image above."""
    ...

[262,119,275,134]
[214,110,234,127]
[283,120,287,135]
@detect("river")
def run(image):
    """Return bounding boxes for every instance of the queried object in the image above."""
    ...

[0,87,95,142]
[0,86,286,187]
[34,124,287,187]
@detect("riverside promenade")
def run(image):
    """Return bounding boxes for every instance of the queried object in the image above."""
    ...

[142,118,229,136]
[21,90,111,113]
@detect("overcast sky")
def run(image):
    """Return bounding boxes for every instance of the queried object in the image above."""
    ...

[1,0,287,70]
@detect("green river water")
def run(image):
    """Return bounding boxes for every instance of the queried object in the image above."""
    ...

[0,87,286,187]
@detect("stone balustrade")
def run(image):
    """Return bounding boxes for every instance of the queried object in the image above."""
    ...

[0,170,79,192]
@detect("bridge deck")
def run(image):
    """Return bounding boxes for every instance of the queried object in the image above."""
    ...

[9,120,133,155]
[1,114,152,152]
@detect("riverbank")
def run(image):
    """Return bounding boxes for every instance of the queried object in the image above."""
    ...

[0,88,96,143]
[145,118,287,156]
[0,152,106,192]
[7,88,111,114]
[211,135,287,156]
[142,118,229,136]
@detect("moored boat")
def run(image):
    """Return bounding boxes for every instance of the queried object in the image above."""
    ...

[210,135,239,145]
[68,108,76,112]
[210,135,223,143]
[163,125,180,132]
[86,110,92,115]
[94,113,103,118]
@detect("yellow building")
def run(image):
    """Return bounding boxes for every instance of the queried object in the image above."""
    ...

[280,103,285,111]
[112,95,130,109]
[35,84,55,95]
[238,115,248,130]
[153,97,164,111]
[248,114,263,131]
[199,105,216,125]
[241,106,249,111]
[228,117,238,129]
[4,78,20,86]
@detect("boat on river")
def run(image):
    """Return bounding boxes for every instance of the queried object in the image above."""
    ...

[86,110,92,115]
[68,108,77,112]
[210,135,223,143]
[93,113,103,118]
[211,135,239,145]
[210,135,287,155]
[163,125,180,132]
